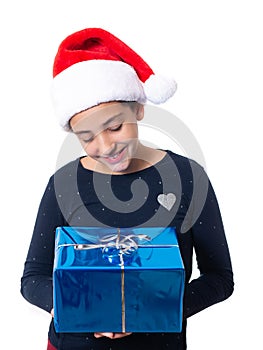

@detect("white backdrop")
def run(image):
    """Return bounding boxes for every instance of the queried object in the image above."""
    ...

[1,0,262,348]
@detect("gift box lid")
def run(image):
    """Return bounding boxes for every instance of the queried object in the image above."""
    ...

[54,226,185,270]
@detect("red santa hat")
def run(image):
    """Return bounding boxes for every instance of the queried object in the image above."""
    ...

[51,28,177,130]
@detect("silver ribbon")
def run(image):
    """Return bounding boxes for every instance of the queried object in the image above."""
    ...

[57,231,178,252]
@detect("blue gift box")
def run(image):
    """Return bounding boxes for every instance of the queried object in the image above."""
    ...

[53,226,185,333]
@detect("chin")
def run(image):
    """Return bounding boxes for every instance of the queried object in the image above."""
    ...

[111,160,131,173]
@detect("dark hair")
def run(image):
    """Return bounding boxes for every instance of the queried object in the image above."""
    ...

[121,101,141,111]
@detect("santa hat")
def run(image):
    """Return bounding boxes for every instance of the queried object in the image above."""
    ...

[51,28,177,130]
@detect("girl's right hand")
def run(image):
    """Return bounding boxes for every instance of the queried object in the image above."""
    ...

[94,332,132,339]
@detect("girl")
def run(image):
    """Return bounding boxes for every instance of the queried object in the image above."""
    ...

[21,28,234,350]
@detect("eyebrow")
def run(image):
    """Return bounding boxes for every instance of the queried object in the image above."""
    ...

[74,113,124,135]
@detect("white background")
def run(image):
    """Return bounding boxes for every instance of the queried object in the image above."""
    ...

[1,0,262,348]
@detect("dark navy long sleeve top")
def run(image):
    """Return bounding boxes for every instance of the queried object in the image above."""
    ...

[21,150,234,349]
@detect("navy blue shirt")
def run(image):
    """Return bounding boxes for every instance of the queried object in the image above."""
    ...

[21,150,234,349]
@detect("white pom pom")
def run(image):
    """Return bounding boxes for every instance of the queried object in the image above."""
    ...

[143,74,177,104]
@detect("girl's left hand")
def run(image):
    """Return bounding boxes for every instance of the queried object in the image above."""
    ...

[94,332,132,339]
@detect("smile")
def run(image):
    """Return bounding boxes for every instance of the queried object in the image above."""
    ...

[103,147,127,164]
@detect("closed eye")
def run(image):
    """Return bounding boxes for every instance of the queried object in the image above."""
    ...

[108,124,123,132]
[81,137,94,143]
[79,125,122,143]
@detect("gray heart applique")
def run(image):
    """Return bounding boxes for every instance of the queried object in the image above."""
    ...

[157,193,176,211]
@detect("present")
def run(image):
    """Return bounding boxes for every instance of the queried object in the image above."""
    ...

[53,226,185,333]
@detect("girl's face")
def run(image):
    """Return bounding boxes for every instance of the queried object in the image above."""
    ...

[69,102,144,173]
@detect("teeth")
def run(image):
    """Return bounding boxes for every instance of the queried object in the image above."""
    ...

[109,151,121,159]
[110,154,118,159]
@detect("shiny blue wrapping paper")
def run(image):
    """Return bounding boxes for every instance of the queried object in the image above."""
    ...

[53,226,185,333]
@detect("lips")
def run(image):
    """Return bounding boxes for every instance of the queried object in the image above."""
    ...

[103,147,127,165]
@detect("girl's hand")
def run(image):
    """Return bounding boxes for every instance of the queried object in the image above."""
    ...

[50,308,54,317]
[94,332,132,339]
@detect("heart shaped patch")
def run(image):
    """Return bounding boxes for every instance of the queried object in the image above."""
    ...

[157,193,176,211]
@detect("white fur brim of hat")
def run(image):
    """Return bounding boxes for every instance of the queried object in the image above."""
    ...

[51,59,177,131]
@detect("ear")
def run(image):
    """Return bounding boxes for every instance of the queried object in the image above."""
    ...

[136,104,144,121]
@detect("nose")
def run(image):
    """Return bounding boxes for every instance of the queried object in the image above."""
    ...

[93,131,114,156]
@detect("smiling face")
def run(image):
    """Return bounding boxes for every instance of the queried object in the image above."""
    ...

[69,102,144,173]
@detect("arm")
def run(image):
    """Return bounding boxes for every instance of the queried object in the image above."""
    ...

[183,167,234,318]
[20,176,66,313]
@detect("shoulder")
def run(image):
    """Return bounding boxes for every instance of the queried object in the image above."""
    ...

[47,158,83,192]
[52,158,81,178]
[165,150,205,177]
